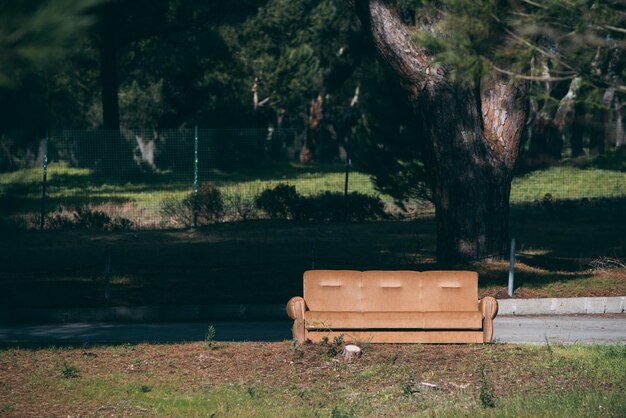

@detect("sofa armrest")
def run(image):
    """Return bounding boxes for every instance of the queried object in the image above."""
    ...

[287,296,306,344]
[478,296,498,343]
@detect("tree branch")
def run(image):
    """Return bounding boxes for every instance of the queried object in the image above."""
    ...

[353,0,445,97]
[492,65,575,82]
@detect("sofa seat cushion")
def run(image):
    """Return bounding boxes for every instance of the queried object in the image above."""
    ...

[304,311,483,330]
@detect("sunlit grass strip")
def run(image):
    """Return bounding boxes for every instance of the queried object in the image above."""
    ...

[3,164,625,215]
[511,166,626,203]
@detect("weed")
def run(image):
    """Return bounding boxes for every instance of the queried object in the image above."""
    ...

[0,402,14,414]
[479,365,496,408]
[321,335,344,357]
[602,344,626,359]
[402,375,417,397]
[290,338,303,359]
[60,361,79,379]
[330,405,356,418]
[246,386,257,398]
[126,383,152,394]
[590,256,626,271]
[205,325,217,350]
[544,335,553,355]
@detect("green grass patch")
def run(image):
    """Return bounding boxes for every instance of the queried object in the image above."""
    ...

[511,166,626,203]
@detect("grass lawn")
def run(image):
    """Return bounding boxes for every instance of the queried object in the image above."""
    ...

[1,161,625,228]
[0,342,624,417]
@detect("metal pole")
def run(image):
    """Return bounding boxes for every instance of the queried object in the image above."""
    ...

[508,238,516,297]
[343,138,350,222]
[193,126,199,228]
[344,140,350,198]
[39,133,49,231]
[104,246,111,306]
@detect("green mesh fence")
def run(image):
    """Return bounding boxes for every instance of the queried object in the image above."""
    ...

[1,128,387,230]
[1,128,625,231]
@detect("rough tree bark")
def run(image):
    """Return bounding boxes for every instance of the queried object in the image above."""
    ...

[355,0,528,262]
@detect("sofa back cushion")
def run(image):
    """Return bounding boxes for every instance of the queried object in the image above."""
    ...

[303,270,478,312]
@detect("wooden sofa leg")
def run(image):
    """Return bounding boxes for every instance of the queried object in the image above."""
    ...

[479,296,498,343]
[287,296,306,345]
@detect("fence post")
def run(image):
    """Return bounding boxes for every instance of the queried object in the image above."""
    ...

[39,132,49,231]
[193,126,199,228]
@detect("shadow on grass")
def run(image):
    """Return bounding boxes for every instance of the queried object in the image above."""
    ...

[1,196,624,308]
[0,193,133,213]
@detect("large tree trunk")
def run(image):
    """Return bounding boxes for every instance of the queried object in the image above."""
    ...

[422,81,526,261]
[355,0,528,262]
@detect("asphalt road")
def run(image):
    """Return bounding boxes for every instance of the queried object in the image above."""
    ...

[0,315,624,345]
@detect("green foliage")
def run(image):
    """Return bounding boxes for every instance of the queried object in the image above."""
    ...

[46,205,134,231]
[160,182,224,227]
[60,361,79,379]
[479,364,496,408]
[194,183,225,223]
[255,183,300,219]
[330,405,357,418]
[352,59,432,204]
[401,375,416,397]
[320,334,344,357]
[205,325,217,350]
[0,0,99,88]
[413,0,625,87]
[255,183,386,221]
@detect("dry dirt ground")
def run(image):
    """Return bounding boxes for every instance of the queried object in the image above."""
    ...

[1,341,624,417]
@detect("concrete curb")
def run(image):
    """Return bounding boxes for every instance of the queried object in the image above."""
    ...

[1,297,624,324]
[498,296,626,315]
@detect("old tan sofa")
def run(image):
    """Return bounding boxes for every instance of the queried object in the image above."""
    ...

[287,270,498,344]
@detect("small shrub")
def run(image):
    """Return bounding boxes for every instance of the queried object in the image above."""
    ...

[74,206,111,229]
[479,365,495,408]
[45,206,77,229]
[61,361,79,379]
[160,197,192,226]
[45,205,134,231]
[303,192,386,222]
[321,334,344,357]
[255,183,300,219]
[192,182,224,224]
[160,182,223,227]
[256,185,386,222]
[109,216,135,231]
[223,192,260,221]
